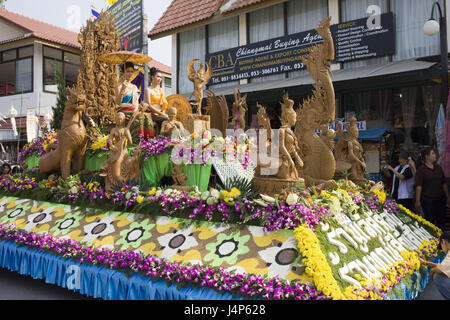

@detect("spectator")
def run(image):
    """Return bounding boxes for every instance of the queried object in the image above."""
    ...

[11,165,21,175]
[419,231,450,300]
[1,163,11,176]
[415,147,450,231]
[382,152,416,210]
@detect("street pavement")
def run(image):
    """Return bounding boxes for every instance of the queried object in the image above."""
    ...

[0,267,446,300]
[0,267,92,300]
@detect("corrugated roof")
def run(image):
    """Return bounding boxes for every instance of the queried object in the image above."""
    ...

[0,9,80,49]
[149,0,223,38]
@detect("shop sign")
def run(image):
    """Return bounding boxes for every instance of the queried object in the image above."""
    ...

[109,0,143,53]
[206,13,394,85]
[333,12,394,63]
[331,119,367,131]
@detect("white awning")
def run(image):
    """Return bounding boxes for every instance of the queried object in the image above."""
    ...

[0,130,19,141]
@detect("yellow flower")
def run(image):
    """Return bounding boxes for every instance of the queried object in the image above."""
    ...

[136,195,144,204]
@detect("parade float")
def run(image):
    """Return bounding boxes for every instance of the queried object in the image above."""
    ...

[0,14,444,301]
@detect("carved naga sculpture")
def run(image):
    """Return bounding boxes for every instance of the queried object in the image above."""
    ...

[39,87,88,178]
[294,17,336,188]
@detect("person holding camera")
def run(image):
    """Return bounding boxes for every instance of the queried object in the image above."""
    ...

[382,151,416,210]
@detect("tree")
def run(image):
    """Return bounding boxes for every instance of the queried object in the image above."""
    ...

[0,0,7,9]
[50,65,67,130]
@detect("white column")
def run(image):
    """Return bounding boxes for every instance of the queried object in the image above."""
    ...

[171,34,178,94]
[239,13,248,85]
[447,0,450,53]
[328,0,341,71]
[33,42,43,116]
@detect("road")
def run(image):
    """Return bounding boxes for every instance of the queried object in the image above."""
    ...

[0,267,445,300]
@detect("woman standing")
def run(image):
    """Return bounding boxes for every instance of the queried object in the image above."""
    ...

[415,147,450,231]
[144,67,169,134]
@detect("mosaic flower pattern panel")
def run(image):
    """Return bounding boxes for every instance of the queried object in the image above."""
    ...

[0,197,311,283]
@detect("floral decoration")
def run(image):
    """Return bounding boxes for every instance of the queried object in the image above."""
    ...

[18,131,58,165]
[0,223,328,301]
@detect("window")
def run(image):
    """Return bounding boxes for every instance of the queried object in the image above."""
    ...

[164,77,172,89]
[43,46,80,93]
[208,16,239,90]
[340,0,389,68]
[390,0,444,61]
[248,3,285,84]
[287,0,328,78]
[178,26,206,95]
[0,45,33,96]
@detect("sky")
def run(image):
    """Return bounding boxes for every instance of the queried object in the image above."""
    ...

[4,0,173,66]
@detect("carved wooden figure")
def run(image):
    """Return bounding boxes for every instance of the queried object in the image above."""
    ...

[187,59,213,115]
[231,88,248,130]
[39,87,88,178]
[293,16,336,188]
[99,112,141,192]
[160,107,184,138]
[335,117,367,186]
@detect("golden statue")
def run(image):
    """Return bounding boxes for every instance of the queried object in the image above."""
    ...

[78,11,121,127]
[335,117,367,185]
[39,87,88,179]
[99,112,141,192]
[293,17,336,188]
[252,94,304,195]
[230,88,248,130]
[278,92,304,180]
[205,90,229,138]
[160,107,184,138]
[187,59,213,115]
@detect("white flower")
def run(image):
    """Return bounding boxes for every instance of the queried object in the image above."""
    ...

[210,189,220,199]
[83,213,117,243]
[201,138,209,146]
[286,193,299,206]
[258,236,302,279]
[201,191,210,201]
[155,190,162,198]
[157,225,198,259]
[206,197,217,205]
[125,192,132,200]
[254,199,268,207]
[260,194,275,203]
[70,186,79,195]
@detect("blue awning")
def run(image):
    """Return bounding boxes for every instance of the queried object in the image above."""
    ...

[358,128,388,140]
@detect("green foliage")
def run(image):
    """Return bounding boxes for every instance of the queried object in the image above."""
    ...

[50,64,67,130]
[216,176,258,199]
[0,0,6,9]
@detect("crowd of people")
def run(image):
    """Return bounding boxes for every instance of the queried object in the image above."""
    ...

[0,161,21,176]
[382,147,449,300]
[382,147,449,232]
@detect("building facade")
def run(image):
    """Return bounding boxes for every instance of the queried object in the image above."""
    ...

[0,9,81,162]
[0,9,172,163]
[150,0,450,179]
